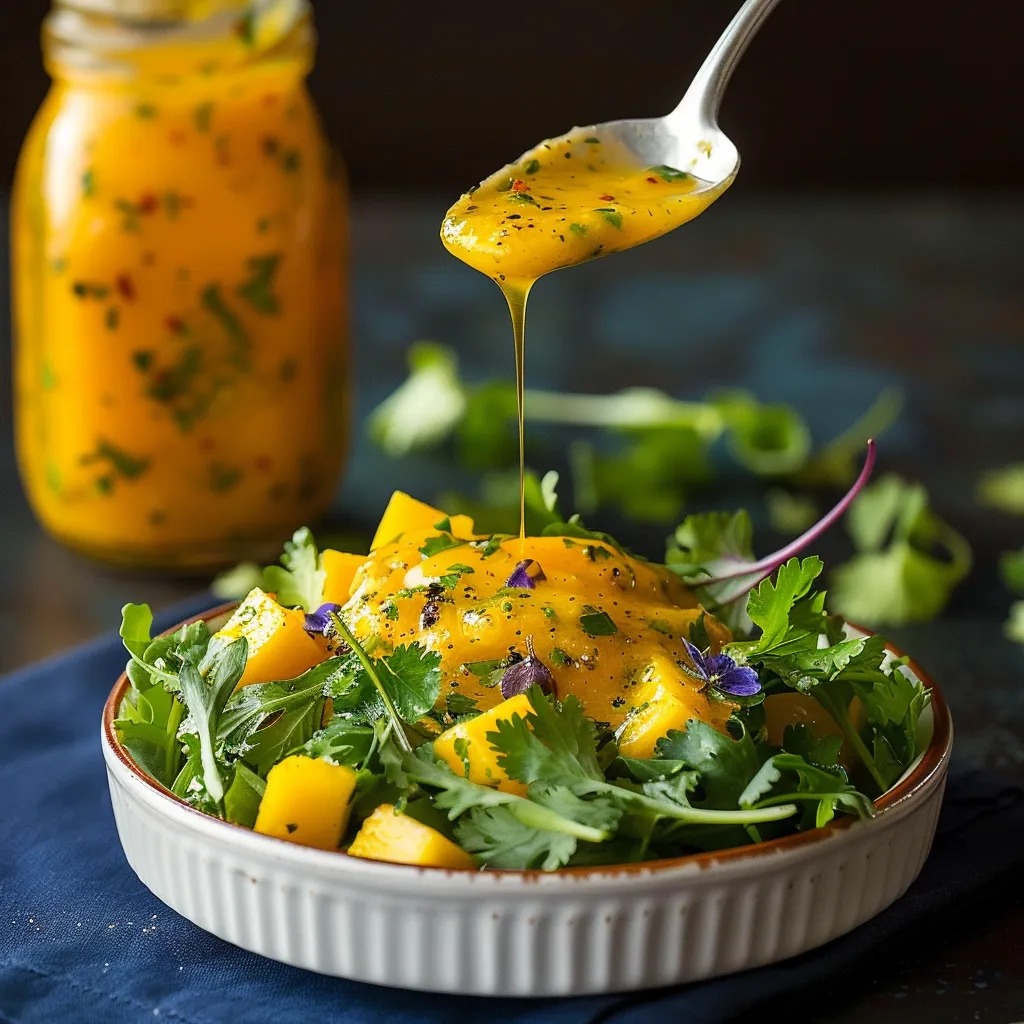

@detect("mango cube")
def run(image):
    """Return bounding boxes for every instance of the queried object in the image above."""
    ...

[433,694,531,796]
[254,755,358,850]
[617,684,695,759]
[371,490,474,550]
[617,651,708,759]
[348,804,475,869]
[214,588,324,687]
[321,549,365,605]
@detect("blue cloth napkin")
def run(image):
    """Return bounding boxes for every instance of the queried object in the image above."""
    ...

[1,596,1021,1024]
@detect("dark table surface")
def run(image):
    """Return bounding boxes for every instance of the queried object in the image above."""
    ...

[2,195,1024,1022]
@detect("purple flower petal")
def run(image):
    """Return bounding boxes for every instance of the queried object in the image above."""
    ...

[703,652,738,678]
[500,656,556,699]
[505,559,547,589]
[680,638,710,681]
[713,664,761,697]
[304,602,342,636]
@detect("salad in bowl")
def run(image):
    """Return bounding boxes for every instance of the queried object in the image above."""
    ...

[112,444,934,874]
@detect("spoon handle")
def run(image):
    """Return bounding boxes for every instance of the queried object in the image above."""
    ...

[673,0,783,126]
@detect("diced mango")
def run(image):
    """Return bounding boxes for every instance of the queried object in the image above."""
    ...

[433,693,532,796]
[214,588,324,687]
[617,651,712,759]
[321,549,365,605]
[371,490,474,550]
[764,692,866,770]
[254,755,358,850]
[617,683,695,759]
[348,804,475,869]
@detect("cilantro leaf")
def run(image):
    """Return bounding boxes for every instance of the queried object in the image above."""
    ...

[402,744,613,853]
[1001,549,1024,595]
[977,464,1024,514]
[739,753,873,829]
[830,475,972,627]
[1008,602,1024,645]
[369,341,468,457]
[712,390,811,476]
[263,527,326,612]
[299,718,375,765]
[371,644,442,722]
[327,615,440,751]
[487,690,604,787]
[655,720,760,809]
[741,556,824,656]
[782,724,843,771]
[418,533,465,558]
[454,806,578,871]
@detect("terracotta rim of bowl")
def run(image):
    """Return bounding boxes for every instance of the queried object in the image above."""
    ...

[103,603,953,879]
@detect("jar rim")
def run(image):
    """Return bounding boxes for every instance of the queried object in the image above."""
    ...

[44,0,313,79]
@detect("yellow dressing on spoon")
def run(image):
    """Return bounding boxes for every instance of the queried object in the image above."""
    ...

[441,127,732,536]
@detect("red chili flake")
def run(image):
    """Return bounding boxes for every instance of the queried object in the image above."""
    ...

[254,455,272,473]
[168,130,187,147]
[262,94,280,106]
[261,135,280,156]
[511,179,530,193]
[141,251,156,267]
[165,315,185,334]
[646,176,658,184]
[199,437,216,452]
[598,193,615,202]
[116,274,136,301]
[138,193,159,214]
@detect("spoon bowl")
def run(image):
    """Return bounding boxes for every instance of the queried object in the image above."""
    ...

[564,0,781,192]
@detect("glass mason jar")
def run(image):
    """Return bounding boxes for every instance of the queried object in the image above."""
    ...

[12,0,348,568]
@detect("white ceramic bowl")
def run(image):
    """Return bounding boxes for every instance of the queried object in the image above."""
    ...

[102,607,952,996]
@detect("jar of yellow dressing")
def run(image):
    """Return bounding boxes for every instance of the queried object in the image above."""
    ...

[12,0,348,568]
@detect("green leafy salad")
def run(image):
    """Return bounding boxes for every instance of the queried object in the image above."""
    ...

[115,449,932,872]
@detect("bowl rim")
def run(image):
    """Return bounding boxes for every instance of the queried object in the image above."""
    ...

[102,602,953,882]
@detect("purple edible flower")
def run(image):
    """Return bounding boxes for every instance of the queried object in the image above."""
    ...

[500,637,556,698]
[304,602,342,636]
[681,638,761,698]
[505,559,546,589]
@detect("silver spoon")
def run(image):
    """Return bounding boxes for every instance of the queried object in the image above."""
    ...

[582,0,782,191]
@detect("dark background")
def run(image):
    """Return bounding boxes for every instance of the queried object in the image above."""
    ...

[1,0,1023,195]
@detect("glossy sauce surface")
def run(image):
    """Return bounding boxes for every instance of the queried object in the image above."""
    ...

[343,523,734,730]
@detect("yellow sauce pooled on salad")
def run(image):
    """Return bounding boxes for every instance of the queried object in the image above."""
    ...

[441,127,730,537]
[340,494,735,743]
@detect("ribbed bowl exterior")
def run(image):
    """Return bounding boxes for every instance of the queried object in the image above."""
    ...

[103,735,948,996]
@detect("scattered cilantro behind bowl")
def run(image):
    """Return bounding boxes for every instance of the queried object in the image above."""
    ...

[369,341,901,526]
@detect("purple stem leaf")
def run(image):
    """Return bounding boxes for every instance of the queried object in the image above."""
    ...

[704,439,877,605]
